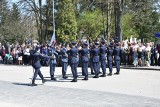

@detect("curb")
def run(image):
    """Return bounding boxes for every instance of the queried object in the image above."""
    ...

[121,67,160,71]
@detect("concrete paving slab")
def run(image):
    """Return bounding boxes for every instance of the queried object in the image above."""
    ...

[0,65,160,106]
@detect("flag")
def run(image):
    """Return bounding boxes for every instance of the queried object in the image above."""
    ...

[49,32,56,46]
[49,0,56,46]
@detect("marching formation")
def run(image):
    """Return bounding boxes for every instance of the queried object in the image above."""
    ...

[30,40,121,86]
[1,39,158,86]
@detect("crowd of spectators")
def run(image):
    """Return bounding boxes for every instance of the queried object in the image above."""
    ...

[0,43,65,66]
[0,41,160,67]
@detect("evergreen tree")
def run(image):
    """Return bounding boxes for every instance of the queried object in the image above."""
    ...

[0,0,9,25]
[11,3,21,21]
[56,0,77,42]
[0,0,10,43]
[127,0,160,42]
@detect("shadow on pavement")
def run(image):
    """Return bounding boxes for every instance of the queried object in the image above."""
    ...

[12,83,31,86]
[12,83,43,86]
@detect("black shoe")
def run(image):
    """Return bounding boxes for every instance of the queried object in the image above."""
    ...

[71,79,77,82]
[107,73,112,76]
[31,83,37,86]
[93,76,99,78]
[51,77,57,81]
[42,79,46,83]
[63,76,68,79]
[100,74,106,77]
[82,78,88,80]
[114,72,120,75]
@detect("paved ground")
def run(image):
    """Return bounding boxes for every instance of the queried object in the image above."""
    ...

[0,64,160,107]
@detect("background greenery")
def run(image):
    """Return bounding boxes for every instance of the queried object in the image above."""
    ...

[0,0,160,44]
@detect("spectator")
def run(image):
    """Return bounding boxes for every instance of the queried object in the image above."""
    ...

[0,56,3,64]
[1,46,6,63]
[23,45,30,65]
[145,43,151,66]
[16,47,23,65]
[137,47,142,66]
[11,48,16,64]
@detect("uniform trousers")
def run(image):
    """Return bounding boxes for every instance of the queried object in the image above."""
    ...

[32,68,44,83]
[50,63,56,77]
[82,62,88,78]
[93,62,100,76]
[62,62,68,77]
[100,60,106,75]
[71,63,78,79]
[115,60,120,73]
[90,58,94,74]
[108,60,113,74]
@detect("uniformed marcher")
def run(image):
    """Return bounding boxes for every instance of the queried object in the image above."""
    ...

[31,46,47,86]
[67,42,79,82]
[107,43,114,76]
[60,44,68,79]
[79,42,89,80]
[48,45,58,81]
[89,44,95,75]
[113,43,121,75]
[91,42,100,78]
[100,40,107,77]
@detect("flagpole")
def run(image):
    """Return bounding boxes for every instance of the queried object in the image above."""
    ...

[53,0,55,35]
[49,0,56,46]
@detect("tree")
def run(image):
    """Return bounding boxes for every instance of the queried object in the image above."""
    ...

[77,9,104,41]
[122,13,138,39]
[128,0,160,42]
[11,3,21,21]
[2,3,30,44]
[0,0,10,43]
[114,0,124,42]
[56,0,77,42]
[18,0,43,43]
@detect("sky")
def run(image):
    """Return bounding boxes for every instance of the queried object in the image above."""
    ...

[8,0,46,5]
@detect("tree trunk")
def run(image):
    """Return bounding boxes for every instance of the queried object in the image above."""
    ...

[39,0,43,43]
[107,1,112,43]
[116,7,122,42]
[45,0,50,42]
[116,0,123,42]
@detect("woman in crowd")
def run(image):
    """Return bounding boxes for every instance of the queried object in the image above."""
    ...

[145,43,151,67]
[16,47,23,65]
[1,46,6,63]
[23,45,30,65]
[11,48,16,64]
[137,47,142,66]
